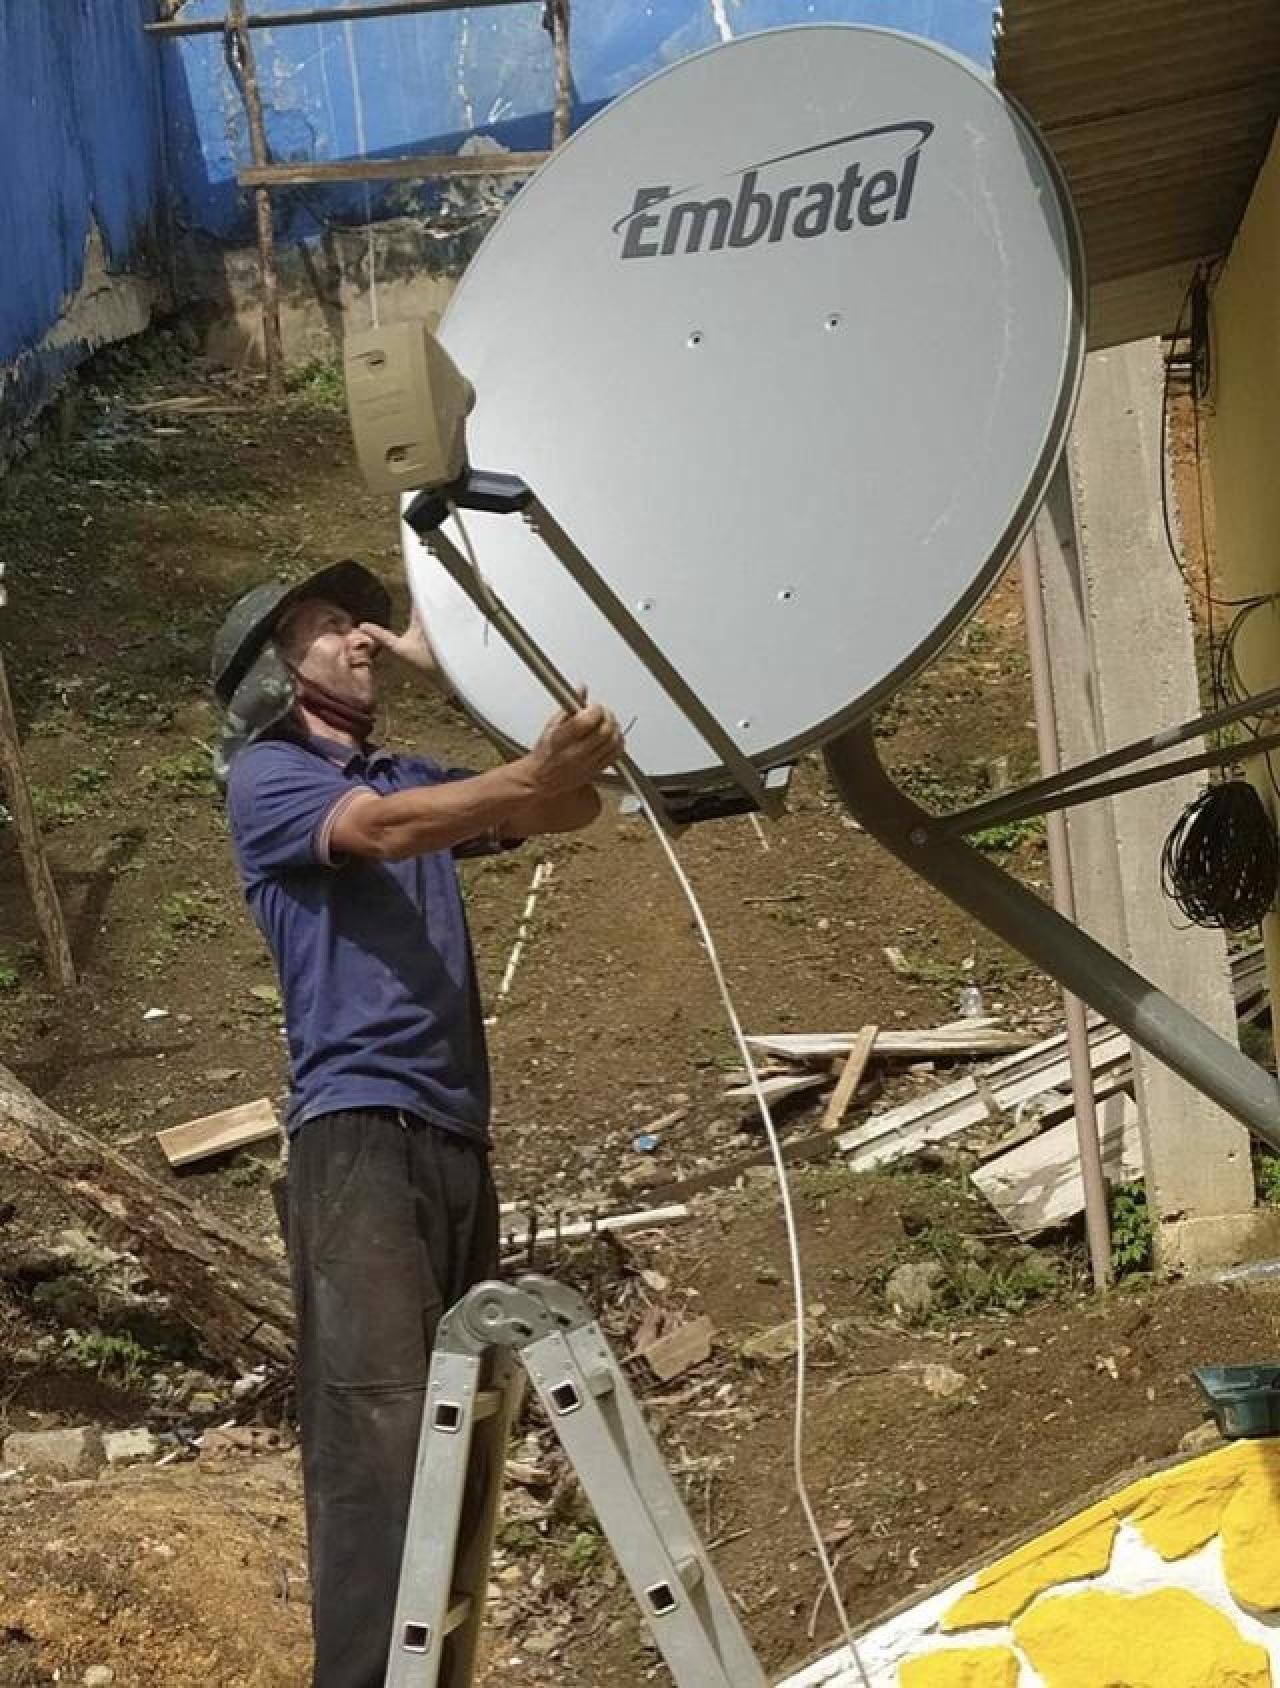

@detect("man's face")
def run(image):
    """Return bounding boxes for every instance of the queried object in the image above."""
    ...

[276,596,377,707]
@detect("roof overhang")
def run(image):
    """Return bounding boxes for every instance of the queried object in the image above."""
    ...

[995,0,1280,348]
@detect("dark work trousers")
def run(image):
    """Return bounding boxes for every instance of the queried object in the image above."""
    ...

[286,1107,500,1688]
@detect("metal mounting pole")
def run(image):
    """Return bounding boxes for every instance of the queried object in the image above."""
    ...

[825,719,1280,1152]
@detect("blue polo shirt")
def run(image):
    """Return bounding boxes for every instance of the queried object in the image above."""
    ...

[226,732,498,1141]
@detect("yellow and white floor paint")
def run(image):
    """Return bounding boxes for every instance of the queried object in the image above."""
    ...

[778,1439,1280,1687]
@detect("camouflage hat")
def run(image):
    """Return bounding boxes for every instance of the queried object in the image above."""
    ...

[210,560,392,783]
[210,559,391,707]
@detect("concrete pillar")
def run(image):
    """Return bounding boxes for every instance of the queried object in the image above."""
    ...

[1033,339,1261,1270]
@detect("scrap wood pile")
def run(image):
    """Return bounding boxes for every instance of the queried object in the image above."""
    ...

[741,946,1268,1238]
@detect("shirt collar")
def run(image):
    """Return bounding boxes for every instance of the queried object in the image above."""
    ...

[302,730,395,774]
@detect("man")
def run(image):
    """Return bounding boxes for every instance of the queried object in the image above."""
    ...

[211,559,622,1687]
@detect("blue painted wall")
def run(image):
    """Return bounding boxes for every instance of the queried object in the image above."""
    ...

[0,1,167,385]
[162,0,994,245]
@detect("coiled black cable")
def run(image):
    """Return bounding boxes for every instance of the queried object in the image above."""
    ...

[1161,780,1279,931]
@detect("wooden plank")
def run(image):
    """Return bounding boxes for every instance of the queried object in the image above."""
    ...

[146,0,530,36]
[837,943,1266,1172]
[639,1315,714,1383]
[499,1203,689,1257]
[837,1029,1132,1170]
[722,1071,829,1103]
[238,152,548,188]
[746,1023,1032,1063]
[821,1025,877,1133]
[972,1094,1142,1234]
[975,1058,1133,1159]
[157,1098,280,1169]
[760,947,1261,1080]
[0,655,75,988]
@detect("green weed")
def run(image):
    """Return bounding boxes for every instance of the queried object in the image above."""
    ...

[29,764,110,828]
[145,749,215,797]
[159,884,227,938]
[970,816,1046,854]
[1110,1182,1154,1276]
[285,358,346,408]
[61,1327,152,1387]
[1256,1151,1280,1207]
[563,1529,602,1574]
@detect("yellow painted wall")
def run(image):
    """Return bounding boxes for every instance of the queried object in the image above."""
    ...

[1207,124,1280,604]
[1205,125,1280,1037]
[803,1441,1280,1686]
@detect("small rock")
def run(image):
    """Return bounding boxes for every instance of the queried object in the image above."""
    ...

[4,1427,104,1478]
[103,1428,159,1468]
[83,1667,115,1687]
[914,1362,969,1400]
[741,1306,826,1365]
[1179,1418,1225,1455]
[885,1261,946,1324]
[618,1165,666,1193]
[755,1266,782,1285]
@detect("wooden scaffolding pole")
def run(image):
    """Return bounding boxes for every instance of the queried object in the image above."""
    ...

[0,655,75,989]
[147,0,528,36]
[224,0,286,396]
[543,0,572,149]
[156,0,572,386]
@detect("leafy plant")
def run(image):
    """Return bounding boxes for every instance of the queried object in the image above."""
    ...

[145,749,214,797]
[285,357,345,408]
[1256,1150,1280,1207]
[159,885,227,938]
[1110,1182,1154,1276]
[971,816,1046,855]
[563,1528,602,1574]
[61,1327,152,1387]
[31,788,87,827]
[0,955,19,991]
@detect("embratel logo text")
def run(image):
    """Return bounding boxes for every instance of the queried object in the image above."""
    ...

[614,121,933,260]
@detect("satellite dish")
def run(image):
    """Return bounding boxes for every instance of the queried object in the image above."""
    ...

[402,24,1085,789]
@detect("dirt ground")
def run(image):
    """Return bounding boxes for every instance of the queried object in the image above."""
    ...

[0,337,1274,1687]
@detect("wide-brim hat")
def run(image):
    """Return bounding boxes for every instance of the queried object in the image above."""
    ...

[209,560,392,784]
[210,559,392,708]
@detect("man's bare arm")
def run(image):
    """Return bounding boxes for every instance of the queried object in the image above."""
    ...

[331,702,621,862]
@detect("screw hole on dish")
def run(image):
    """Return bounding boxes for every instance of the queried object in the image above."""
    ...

[687,330,704,347]
[777,588,794,602]
[824,313,843,331]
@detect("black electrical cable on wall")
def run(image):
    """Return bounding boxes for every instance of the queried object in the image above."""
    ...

[1161,780,1279,931]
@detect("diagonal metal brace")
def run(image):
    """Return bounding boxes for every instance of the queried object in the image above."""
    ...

[418,525,683,834]
[522,499,783,818]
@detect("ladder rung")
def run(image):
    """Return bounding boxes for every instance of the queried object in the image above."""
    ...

[473,1389,502,1421]
[444,1595,471,1636]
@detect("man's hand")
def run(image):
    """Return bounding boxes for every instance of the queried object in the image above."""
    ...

[360,608,442,681]
[522,696,624,797]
